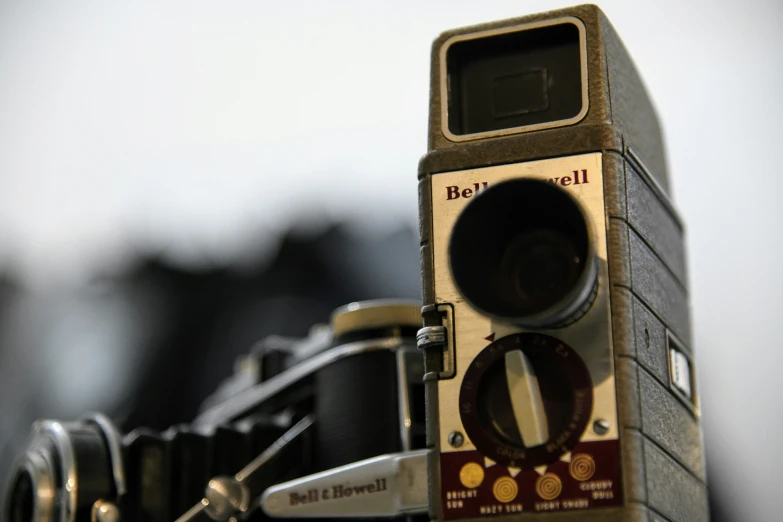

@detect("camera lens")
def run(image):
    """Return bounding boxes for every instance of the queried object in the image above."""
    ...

[6,470,34,522]
[449,178,597,328]
[5,451,56,522]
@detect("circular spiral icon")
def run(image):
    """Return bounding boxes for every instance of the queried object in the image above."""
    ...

[535,473,562,500]
[569,453,596,481]
[492,477,519,503]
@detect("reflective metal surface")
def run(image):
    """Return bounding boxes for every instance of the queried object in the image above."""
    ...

[260,450,430,518]
[90,501,119,522]
[5,421,78,522]
[174,416,314,522]
[80,414,126,498]
[193,338,411,429]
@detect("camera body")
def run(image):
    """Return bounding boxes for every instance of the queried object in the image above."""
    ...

[4,300,427,522]
[418,5,707,522]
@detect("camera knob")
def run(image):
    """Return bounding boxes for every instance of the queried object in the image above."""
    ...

[330,300,422,341]
[503,349,550,447]
[459,332,593,468]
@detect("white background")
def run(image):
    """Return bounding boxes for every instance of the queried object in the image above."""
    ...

[0,1,780,520]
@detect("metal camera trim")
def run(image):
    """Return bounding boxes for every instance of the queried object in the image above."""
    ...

[193,336,416,430]
[79,413,127,498]
[6,421,78,522]
[7,451,54,522]
[439,16,589,143]
[447,179,599,329]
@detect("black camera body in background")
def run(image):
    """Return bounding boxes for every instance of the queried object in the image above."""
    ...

[3,298,428,522]
[418,5,707,522]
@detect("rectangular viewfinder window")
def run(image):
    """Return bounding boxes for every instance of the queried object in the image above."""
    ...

[444,19,586,139]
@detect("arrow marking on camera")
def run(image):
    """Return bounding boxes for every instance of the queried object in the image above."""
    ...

[485,333,495,342]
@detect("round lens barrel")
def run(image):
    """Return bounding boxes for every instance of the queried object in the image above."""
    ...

[448,178,597,328]
[6,470,34,522]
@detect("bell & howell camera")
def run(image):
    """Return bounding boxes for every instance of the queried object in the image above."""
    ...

[416,4,707,522]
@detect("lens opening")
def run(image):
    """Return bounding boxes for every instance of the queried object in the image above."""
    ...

[448,178,597,327]
[6,469,35,522]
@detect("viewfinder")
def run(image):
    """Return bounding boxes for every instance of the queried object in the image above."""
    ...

[444,20,586,138]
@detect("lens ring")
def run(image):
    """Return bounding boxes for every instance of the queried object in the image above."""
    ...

[448,178,598,328]
[6,469,34,522]
[80,413,127,498]
[7,422,77,522]
[5,451,55,522]
[458,332,593,468]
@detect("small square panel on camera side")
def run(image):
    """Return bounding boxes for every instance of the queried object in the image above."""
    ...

[670,348,692,399]
[442,18,587,141]
[667,332,697,412]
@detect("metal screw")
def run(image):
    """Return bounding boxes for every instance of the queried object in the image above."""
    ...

[204,477,250,521]
[593,419,610,435]
[92,501,120,522]
[448,431,464,448]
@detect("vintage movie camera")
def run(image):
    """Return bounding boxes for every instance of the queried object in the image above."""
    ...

[4,4,707,522]
[417,4,707,522]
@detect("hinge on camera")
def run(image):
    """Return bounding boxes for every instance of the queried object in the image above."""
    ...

[417,304,456,379]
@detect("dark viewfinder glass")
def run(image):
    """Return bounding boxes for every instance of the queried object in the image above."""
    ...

[446,21,583,135]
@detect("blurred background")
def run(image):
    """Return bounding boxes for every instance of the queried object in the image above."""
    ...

[0,0,781,521]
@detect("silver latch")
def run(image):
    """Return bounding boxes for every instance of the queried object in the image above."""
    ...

[417,304,456,379]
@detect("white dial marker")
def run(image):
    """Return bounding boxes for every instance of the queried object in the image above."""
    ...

[505,350,549,448]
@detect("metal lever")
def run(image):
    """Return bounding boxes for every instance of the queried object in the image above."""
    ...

[260,449,430,518]
[505,349,549,447]
[174,415,314,522]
